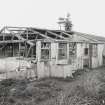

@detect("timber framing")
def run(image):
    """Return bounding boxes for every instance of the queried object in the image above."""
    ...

[0,26,105,43]
[0,26,105,58]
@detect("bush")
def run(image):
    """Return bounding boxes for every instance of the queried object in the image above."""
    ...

[72,69,85,79]
[0,79,16,87]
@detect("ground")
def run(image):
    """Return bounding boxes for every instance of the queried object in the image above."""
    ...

[0,67,105,105]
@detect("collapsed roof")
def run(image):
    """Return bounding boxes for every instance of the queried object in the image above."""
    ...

[0,26,104,46]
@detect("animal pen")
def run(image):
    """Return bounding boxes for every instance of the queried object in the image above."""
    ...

[0,26,105,80]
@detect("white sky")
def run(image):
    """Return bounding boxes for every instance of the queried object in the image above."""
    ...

[0,0,105,36]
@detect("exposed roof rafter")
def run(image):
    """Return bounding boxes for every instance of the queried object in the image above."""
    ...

[6,27,35,46]
[47,30,69,40]
[29,29,54,42]
[62,32,73,38]
[0,26,104,44]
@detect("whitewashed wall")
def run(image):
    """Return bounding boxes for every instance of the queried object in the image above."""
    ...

[76,43,84,69]
[76,43,104,69]
[91,44,104,68]
[36,41,80,78]
[36,41,105,79]
[98,44,104,66]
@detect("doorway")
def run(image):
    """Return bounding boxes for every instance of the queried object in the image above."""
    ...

[83,44,92,68]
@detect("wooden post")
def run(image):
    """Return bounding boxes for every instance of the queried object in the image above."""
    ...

[27,46,32,58]
[19,42,21,57]
[18,42,21,71]
[3,27,5,41]
[36,41,41,62]
[27,30,28,40]
[67,43,69,61]
[31,48,33,58]
[25,42,27,57]
[89,44,92,68]
[12,43,14,57]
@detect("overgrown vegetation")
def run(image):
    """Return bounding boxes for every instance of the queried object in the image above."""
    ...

[0,67,105,105]
[0,78,63,105]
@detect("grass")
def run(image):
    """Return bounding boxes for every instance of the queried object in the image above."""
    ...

[0,67,105,105]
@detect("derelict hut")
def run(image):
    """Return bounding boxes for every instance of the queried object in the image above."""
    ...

[35,31,105,78]
[0,15,105,79]
[0,28,104,79]
[0,26,76,78]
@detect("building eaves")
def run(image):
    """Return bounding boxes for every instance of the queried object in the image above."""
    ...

[74,32,105,43]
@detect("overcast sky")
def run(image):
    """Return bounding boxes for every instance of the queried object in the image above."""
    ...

[0,0,105,36]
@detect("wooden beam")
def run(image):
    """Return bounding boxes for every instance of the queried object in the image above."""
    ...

[3,27,6,41]
[47,31,69,40]
[47,31,64,39]
[6,27,35,46]
[6,26,29,29]
[19,42,21,58]
[24,42,27,57]
[26,29,28,40]
[29,29,54,41]
[54,39,104,44]
[0,40,24,43]
[8,29,26,32]
[6,28,25,40]
[0,33,12,36]
[62,32,73,38]
[0,27,5,34]
[26,46,32,57]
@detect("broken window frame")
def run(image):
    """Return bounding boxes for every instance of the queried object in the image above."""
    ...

[84,48,89,56]
[92,44,97,57]
[41,42,51,60]
[58,43,67,60]
[69,42,76,57]
[69,42,76,64]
